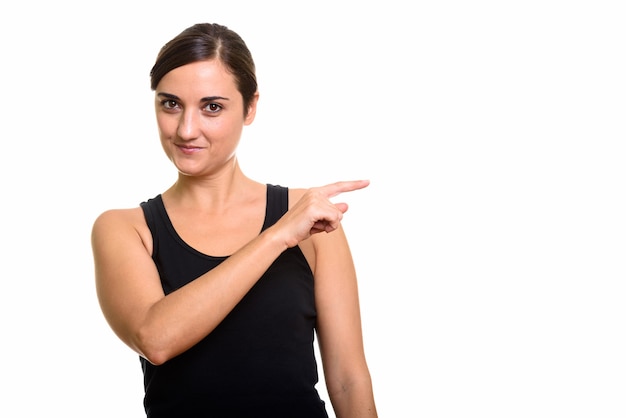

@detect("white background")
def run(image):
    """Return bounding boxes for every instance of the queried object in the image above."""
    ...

[1,1,625,417]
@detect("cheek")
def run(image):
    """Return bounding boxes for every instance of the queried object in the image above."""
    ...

[156,113,177,138]
[220,115,245,135]
[156,118,176,158]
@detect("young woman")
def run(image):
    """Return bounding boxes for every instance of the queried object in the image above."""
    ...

[91,23,377,417]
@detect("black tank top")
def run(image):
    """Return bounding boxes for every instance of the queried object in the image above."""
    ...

[139,184,329,418]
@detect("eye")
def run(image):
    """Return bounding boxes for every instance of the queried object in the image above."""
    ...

[161,99,180,110]
[204,102,222,113]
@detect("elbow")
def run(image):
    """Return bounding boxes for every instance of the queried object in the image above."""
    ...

[134,326,175,366]
[141,349,169,366]
[326,369,374,399]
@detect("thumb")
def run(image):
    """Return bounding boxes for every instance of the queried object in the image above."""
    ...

[334,202,349,214]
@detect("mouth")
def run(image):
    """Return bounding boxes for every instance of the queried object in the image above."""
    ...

[176,144,203,154]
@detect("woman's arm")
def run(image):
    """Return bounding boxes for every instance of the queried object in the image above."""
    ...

[312,224,378,418]
[91,206,288,365]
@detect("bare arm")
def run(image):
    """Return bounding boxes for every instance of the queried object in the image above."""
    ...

[312,220,378,417]
[91,180,369,365]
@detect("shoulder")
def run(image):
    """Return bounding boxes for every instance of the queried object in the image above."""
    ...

[91,206,151,251]
[92,206,145,230]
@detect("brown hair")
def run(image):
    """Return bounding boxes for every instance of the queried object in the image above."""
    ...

[150,23,258,116]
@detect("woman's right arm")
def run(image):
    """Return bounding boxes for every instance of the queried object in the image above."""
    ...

[91,207,288,365]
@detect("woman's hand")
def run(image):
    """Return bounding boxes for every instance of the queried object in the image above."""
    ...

[274,180,370,248]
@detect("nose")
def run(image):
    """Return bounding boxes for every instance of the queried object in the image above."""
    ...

[177,109,201,140]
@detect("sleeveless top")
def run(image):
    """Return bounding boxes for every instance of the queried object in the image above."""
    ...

[139,184,329,418]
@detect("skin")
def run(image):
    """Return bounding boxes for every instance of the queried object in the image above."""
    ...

[91,59,377,417]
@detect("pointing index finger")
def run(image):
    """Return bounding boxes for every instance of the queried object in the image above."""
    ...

[322,180,370,199]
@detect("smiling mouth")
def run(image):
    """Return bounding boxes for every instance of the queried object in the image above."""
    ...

[176,144,203,153]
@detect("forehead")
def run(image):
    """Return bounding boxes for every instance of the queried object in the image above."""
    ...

[156,60,239,97]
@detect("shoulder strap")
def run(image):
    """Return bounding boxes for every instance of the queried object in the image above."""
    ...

[139,195,162,256]
[263,184,288,229]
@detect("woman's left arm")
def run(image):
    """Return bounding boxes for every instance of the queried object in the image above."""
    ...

[312,224,378,418]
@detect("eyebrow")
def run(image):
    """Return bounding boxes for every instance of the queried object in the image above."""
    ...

[156,92,230,102]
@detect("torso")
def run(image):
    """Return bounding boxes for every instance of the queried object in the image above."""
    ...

[137,183,328,416]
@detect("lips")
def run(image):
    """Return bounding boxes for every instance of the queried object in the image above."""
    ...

[176,144,203,154]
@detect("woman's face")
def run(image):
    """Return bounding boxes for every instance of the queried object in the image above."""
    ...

[154,59,257,177]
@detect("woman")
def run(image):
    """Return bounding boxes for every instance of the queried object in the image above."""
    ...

[91,23,377,417]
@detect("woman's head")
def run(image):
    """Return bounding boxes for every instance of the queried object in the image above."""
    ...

[150,23,258,116]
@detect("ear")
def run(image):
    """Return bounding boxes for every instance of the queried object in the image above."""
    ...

[244,91,260,125]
